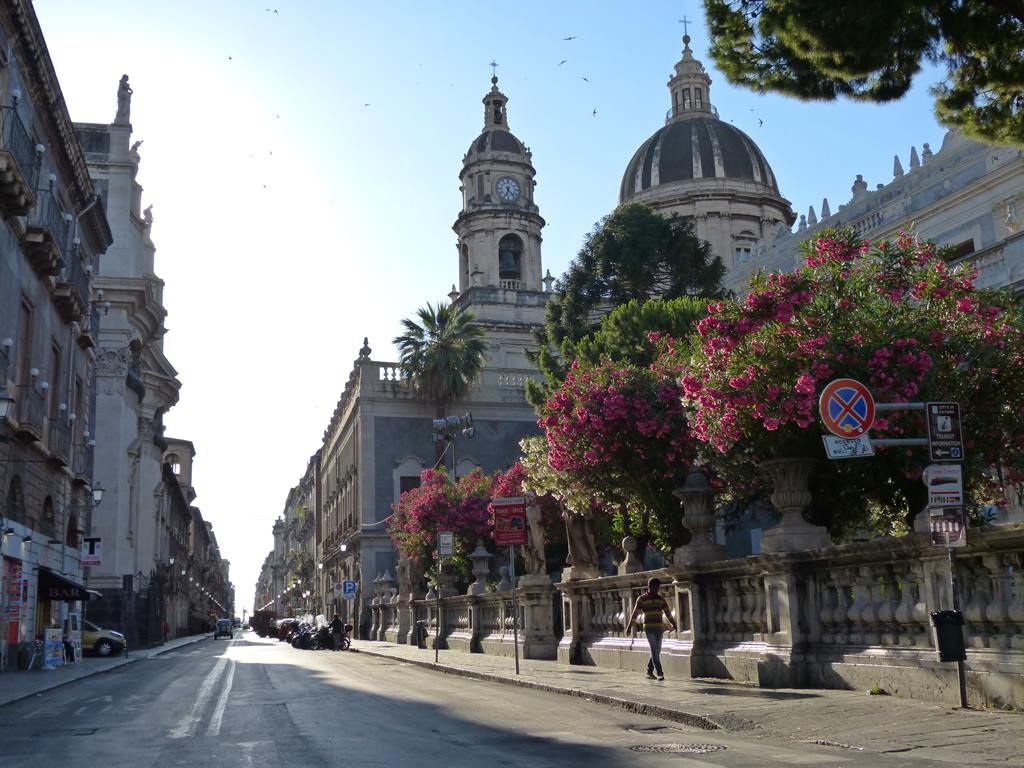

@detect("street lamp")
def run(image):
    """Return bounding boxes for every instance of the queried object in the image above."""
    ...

[91,483,105,505]
[432,412,475,480]
[0,390,13,420]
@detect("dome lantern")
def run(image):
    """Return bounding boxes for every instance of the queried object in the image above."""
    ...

[667,35,714,122]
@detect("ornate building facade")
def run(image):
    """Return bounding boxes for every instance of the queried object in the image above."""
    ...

[0,0,113,670]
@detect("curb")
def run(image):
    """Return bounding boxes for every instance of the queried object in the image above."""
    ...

[353,646,725,731]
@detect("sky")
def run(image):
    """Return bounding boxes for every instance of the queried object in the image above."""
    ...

[33,1,947,615]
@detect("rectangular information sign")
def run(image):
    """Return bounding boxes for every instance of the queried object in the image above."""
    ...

[437,531,454,557]
[822,434,875,459]
[929,506,967,548]
[82,537,102,567]
[926,402,964,462]
[925,464,963,507]
[492,497,528,546]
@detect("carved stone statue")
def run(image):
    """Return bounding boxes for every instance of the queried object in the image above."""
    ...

[395,555,412,600]
[115,75,132,125]
[523,501,546,575]
[563,507,599,571]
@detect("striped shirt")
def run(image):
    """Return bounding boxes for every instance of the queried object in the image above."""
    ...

[636,594,671,630]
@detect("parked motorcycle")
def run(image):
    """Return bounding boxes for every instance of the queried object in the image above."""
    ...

[290,622,315,649]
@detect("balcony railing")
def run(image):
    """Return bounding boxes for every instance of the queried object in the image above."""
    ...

[48,416,71,466]
[23,190,69,276]
[54,246,89,324]
[0,105,38,216]
[77,304,99,350]
[14,384,44,441]
[72,435,94,483]
[665,103,718,121]
[498,279,523,290]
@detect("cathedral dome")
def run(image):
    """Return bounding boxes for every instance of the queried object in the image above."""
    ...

[466,128,526,159]
[619,117,779,201]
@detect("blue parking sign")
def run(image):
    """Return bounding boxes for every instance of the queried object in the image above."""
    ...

[342,580,358,599]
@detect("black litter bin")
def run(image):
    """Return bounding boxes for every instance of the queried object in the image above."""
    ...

[930,610,966,662]
[414,620,428,649]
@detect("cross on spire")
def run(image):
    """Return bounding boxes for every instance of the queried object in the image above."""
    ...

[489,60,499,78]
[679,16,690,36]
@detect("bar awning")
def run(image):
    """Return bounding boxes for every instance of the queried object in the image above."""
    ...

[37,568,102,602]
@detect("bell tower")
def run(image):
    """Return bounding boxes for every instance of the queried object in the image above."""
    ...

[453,71,545,294]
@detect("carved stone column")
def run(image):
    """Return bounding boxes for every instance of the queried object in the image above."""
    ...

[519,580,557,660]
[759,458,831,553]
[673,464,726,565]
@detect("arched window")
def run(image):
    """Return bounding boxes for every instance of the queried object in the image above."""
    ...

[166,453,181,475]
[460,244,470,288]
[498,234,523,281]
[40,495,55,537]
[66,512,79,547]
[6,476,25,524]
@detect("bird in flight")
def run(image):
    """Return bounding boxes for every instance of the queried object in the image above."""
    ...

[558,59,567,66]
[363,103,370,107]
[582,76,589,82]
[758,118,763,127]
[564,35,577,40]
[592,109,597,117]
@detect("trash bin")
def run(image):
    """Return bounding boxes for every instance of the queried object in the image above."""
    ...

[930,610,966,662]
[414,620,428,649]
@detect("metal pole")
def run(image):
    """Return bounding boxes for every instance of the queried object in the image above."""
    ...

[434,559,442,664]
[510,544,520,675]
[948,546,968,708]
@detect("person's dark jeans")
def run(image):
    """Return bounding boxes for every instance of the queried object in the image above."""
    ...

[645,629,665,676]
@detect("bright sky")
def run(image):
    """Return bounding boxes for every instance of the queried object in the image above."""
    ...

[34,1,946,614]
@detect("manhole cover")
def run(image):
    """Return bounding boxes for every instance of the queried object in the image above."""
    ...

[628,743,726,754]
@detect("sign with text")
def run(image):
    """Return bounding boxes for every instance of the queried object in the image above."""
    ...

[926,402,964,462]
[82,537,102,567]
[929,506,967,548]
[341,581,358,599]
[492,497,528,546]
[819,378,876,438]
[822,433,875,460]
[437,531,454,557]
[925,464,963,507]
[44,627,63,668]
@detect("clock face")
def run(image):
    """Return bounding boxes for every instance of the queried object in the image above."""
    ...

[496,176,521,202]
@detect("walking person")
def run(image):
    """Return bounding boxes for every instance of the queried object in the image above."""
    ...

[625,577,677,680]
[329,614,344,651]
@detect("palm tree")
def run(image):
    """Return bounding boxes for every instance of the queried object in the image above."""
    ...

[394,301,488,462]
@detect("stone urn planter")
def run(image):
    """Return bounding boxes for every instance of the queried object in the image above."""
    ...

[759,457,831,553]
[673,463,726,566]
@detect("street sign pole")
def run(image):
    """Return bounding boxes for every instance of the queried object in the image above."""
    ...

[435,558,442,664]
[509,544,520,675]
[948,547,968,709]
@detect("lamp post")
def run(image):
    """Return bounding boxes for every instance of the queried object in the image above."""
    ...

[431,412,475,481]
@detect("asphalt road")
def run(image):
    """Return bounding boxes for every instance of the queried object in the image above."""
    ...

[0,632,955,767]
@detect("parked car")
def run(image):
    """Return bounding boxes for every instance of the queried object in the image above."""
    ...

[214,618,233,639]
[82,620,126,657]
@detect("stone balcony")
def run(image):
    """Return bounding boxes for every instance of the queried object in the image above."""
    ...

[22,190,69,278]
[0,106,37,218]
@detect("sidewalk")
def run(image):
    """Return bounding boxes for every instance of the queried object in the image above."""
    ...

[0,632,211,707]
[354,640,1023,765]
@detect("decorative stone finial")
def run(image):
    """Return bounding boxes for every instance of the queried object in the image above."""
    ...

[358,337,371,360]
[820,197,831,218]
[893,155,904,178]
[798,214,807,231]
[909,146,920,169]
[921,142,933,163]
[542,268,555,292]
[808,206,817,227]
[448,284,460,303]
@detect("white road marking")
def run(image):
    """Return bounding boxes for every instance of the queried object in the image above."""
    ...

[205,660,235,737]
[168,657,227,739]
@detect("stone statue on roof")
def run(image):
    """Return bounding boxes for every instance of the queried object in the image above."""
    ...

[115,75,132,125]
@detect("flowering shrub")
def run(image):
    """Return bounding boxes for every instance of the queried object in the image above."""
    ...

[539,360,697,549]
[658,228,1024,534]
[389,469,492,569]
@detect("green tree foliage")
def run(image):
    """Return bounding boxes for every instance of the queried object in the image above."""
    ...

[393,301,488,418]
[703,0,1024,146]
[526,204,724,405]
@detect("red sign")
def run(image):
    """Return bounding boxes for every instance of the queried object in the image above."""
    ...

[492,497,528,546]
[819,378,876,438]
